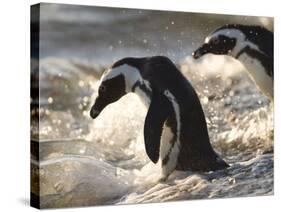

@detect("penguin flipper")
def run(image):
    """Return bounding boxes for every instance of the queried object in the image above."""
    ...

[144,91,173,163]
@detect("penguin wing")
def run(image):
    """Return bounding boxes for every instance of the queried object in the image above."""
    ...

[144,91,173,163]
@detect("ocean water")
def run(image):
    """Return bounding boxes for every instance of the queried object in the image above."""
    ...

[31,3,274,208]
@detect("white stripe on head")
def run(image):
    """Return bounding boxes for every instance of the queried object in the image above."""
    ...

[205,28,245,44]
[205,28,263,57]
[100,63,152,106]
[101,64,142,93]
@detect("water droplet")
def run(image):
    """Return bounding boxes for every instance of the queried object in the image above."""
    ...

[83,96,89,102]
[83,110,88,116]
[78,80,84,87]
[48,97,53,104]
[202,96,209,104]
[229,90,235,96]
[79,148,86,154]
[143,39,147,44]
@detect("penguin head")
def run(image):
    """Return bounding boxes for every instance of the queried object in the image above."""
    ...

[193,25,241,59]
[90,58,144,119]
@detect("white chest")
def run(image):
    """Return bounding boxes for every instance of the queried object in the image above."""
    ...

[134,86,151,108]
[239,54,273,100]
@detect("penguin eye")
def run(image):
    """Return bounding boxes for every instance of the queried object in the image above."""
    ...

[99,84,106,93]
[212,37,220,45]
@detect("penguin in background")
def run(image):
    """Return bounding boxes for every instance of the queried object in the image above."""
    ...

[90,56,228,181]
[192,24,273,101]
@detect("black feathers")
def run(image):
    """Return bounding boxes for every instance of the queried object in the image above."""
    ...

[144,90,173,163]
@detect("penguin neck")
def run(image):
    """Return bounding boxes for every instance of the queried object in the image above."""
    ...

[236,50,256,70]
[231,40,266,76]
[229,29,262,59]
[131,78,152,108]
[233,47,273,100]
[234,45,266,76]
[231,37,263,59]
[113,63,151,107]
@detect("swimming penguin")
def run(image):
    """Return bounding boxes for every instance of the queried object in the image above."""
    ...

[90,56,228,180]
[192,24,273,100]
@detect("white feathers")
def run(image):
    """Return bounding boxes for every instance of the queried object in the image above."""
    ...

[101,64,152,100]
[160,125,174,160]
[164,90,181,140]
[161,139,180,179]
[101,64,142,93]
[239,54,273,100]
[134,86,151,107]
[161,90,181,177]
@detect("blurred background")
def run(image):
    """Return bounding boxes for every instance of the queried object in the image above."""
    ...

[31,3,273,208]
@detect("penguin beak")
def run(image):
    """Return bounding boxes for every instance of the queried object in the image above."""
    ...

[192,44,210,59]
[89,96,106,119]
[90,107,100,119]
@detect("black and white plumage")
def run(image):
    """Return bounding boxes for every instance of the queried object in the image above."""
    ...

[192,24,273,100]
[90,56,228,180]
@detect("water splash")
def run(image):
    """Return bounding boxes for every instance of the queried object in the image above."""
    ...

[32,57,273,208]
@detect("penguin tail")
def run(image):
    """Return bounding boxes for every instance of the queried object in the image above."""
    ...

[176,150,229,172]
[210,156,229,171]
[198,152,229,172]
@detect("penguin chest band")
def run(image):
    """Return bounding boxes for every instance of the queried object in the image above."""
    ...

[160,90,182,176]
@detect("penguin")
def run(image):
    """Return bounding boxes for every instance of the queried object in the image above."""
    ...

[90,56,229,180]
[192,24,273,100]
